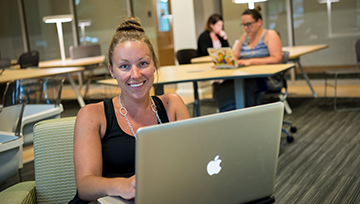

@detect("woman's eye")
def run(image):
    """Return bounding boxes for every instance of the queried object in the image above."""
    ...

[119,64,129,69]
[140,61,149,67]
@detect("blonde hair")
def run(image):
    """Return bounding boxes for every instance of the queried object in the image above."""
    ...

[108,17,158,70]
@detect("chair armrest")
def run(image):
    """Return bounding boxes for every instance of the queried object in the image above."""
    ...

[0,181,36,204]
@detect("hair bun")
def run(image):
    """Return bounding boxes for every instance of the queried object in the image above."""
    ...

[255,5,262,12]
[116,17,144,32]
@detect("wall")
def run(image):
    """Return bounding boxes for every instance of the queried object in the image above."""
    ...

[170,0,197,51]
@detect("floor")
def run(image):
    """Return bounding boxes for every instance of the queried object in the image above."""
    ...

[2,74,360,203]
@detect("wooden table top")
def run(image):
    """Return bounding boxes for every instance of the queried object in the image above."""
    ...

[190,44,329,64]
[282,44,329,59]
[0,67,85,83]
[38,55,105,68]
[98,62,295,86]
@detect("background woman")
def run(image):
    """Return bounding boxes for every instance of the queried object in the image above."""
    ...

[213,6,282,111]
[70,17,190,203]
[197,14,229,57]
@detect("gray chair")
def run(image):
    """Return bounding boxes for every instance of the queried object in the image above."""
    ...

[264,51,296,143]
[264,51,292,114]
[324,39,360,112]
[2,77,64,146]
[0,117,77,204]
[0,103,26,183]
[69,44,104,97]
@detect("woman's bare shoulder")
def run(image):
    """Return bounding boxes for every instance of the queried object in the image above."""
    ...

[76,101,105,121]
[158,93,183,105]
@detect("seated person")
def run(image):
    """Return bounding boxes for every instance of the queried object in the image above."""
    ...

[213,6,282,112]
[69,16,190,203]
[197,14,229,57]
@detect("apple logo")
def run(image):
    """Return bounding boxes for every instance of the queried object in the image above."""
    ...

[206,155,222,176]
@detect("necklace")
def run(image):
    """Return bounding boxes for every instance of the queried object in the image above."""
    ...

[118,94,162,139]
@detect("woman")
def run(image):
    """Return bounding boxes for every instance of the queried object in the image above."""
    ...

[70,17,190,203]
[213,6,282,111]
[197,14,229,57]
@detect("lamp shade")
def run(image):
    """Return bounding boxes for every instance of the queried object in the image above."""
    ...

[43,14,73,24]
[78,20,91,27]
[232,0,267,4]
[232,0,267,9]
[318,0,339,3]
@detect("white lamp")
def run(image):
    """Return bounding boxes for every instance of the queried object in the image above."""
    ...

[43,14,73,63]
[318,0,339,3]
[78,20,92,45]
[318,0,339,37]
[232,0,267,9]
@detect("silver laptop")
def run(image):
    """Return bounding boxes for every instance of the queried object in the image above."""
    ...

[98,102,284,204]
[207,47,244,69]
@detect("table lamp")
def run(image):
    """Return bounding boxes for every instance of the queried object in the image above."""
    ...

[78,20,92,45]
[232,0,267,9]
[43,14,73,63]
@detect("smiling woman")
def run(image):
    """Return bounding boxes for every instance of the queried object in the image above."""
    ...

[69,17,190,203]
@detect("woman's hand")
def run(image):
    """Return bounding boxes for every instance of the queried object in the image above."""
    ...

[121,175,136,200]
[109,175,136,200]
[219,30,228,40]
[237,59,253,66]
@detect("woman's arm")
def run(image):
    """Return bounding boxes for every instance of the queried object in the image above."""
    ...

[232,34,247,60]
[159,93,190,122]
[237,30,282,66]
[197,31,212,57]
[73,103,135,201]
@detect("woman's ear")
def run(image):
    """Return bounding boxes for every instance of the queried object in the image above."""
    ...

[108,63,115,78]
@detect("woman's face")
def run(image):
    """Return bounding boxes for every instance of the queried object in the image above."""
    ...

[109,40,155,100]
[210,20,224,35]
[241,14,261,35]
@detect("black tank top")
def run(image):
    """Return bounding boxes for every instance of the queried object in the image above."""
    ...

[101,96,170,178]
[69,96,169,204]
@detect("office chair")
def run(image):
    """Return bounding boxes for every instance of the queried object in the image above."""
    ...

[0,103,26,183]
[264,51,297,143]
[0,117,77,204]
[176,49,198,64]
[2,77,65,146]
[324,39,360,112]
[17,50,39,68]
[176,48,202,116]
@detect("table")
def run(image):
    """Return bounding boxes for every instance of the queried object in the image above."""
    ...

[0,67,86,107]
[283,44,329,98]
[39,55,106,107]
[190,44,329,98]
[98,62,295,116]
[0,67,84,83]
[38,55,105,68]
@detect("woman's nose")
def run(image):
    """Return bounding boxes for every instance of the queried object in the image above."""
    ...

[131,66,141,78]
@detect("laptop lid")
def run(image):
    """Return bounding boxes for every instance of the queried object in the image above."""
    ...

[133,102,284,204]
[207,47,240,69]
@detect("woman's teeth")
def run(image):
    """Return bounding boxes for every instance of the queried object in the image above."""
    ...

[130,82,144,87]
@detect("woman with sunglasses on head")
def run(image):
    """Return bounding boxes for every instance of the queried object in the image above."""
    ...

[69,16,190,203]
[197,14,229,57]
[213,6,282,111]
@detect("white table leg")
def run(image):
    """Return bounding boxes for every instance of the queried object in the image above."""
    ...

[67,73,85,107]
[293,57,317,98]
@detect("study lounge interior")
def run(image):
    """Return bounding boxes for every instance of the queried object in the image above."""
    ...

[1,0,360,203]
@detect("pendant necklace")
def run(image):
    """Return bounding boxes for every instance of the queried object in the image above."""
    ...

[118,94,162,139]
